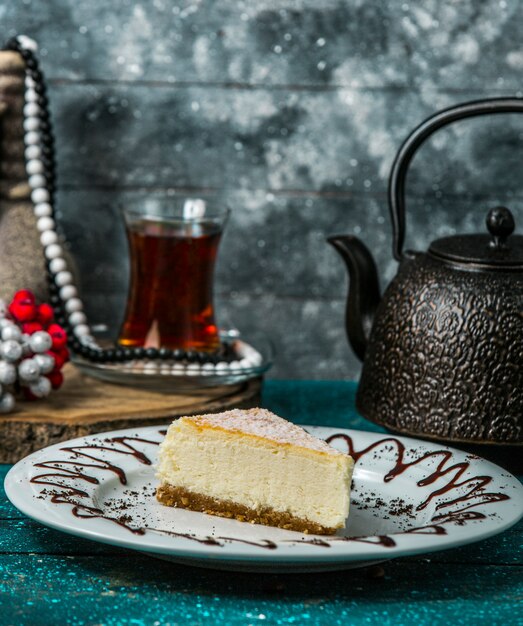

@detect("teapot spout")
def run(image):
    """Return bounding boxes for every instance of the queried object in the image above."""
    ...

[327,235,381,361]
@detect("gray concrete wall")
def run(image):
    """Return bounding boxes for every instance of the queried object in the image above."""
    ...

[3,1,523,378]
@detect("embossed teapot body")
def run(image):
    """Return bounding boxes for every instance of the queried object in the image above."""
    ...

[329,99,523,445]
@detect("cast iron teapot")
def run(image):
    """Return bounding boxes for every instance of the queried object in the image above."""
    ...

[329,98,523,445]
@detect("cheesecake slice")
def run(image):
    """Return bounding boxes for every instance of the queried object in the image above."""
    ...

[156,408,353,535]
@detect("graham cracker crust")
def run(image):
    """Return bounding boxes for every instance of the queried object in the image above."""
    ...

[156,483,337,535]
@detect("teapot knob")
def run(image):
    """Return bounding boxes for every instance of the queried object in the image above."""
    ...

[486,206,515,249]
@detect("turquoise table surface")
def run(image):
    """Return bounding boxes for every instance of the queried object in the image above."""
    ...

[0,380,522,626]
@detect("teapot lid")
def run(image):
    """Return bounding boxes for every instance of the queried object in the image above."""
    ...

[429,207,523,269]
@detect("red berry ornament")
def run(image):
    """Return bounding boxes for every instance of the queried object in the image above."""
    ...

[47,370,64,390]
[9,298,37,323]
[47,350,63,369]
[22,322,43,335]
[37,303,54,326]
[47,323,67,350]
[13,290,36,305]
[56,346,70,365]
[0,290,69,411]
[47,348,68,369]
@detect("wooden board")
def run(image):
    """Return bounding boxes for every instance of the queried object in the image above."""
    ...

[0,364,262,463]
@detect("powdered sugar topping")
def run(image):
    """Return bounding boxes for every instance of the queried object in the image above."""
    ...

[186,408,347,456]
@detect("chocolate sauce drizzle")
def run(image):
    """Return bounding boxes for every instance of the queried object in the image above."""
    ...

[326,434,509,542]
[31,436,158,534]
[29,430,510,551]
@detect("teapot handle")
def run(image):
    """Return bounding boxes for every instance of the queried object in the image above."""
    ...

[389,97,523,261]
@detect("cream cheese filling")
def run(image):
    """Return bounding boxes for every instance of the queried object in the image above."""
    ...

[157,419,353,529]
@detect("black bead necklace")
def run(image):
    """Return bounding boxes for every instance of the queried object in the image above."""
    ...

[5,36,235,367]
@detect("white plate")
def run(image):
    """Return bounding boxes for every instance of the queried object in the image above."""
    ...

[5,425,523,572]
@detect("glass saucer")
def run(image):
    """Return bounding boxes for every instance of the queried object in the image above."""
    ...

[71,330,274,393]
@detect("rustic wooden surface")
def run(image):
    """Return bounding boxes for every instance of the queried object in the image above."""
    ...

[0,364,262,463]
[0,380,521,625]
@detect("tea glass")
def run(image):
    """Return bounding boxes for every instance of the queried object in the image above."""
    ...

[118,198,229,353]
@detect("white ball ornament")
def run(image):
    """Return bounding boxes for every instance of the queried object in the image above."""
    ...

[32,188,50,204]
[25,144,42,160]
[49,257,66,273]
[29,377,52,398]
[0,340,23,362]
[25,131,40,146]
[80,335,96,346]
[17,35,38,51]
[29,174,46,189]
[24,102,40,116]
[0,362,16,384]
[40,230,58,247]
[37,216,55,232]
[25,76,36,88]
[0,393,15,414]
[248,352,262,367]
[34,202,52,218]
[1,325,22,342]
[55,271,73,287]
[18,358,41,383]
[24,117,40,132]
[34,353,55,374]
[73,324,90,338]
[21,334,32,356]
[25,89,38,104]
[65,297,83,313]
[60,285,77,300]
[26,159,44,175]
[29,331,53,354]
[45,244,63,260]
[68,311,86,326]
